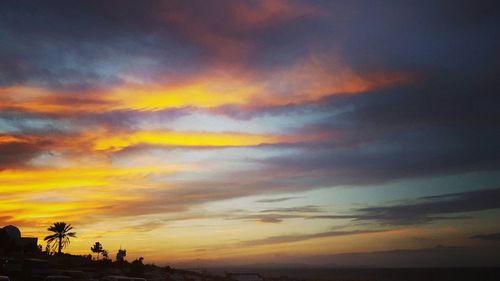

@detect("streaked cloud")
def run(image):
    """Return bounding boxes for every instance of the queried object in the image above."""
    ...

[255,197,302,203]
[351,188,500,225]
[470,232,500,241]
[239,229,391,246]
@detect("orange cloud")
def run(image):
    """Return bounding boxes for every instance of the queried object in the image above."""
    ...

[0,135,36,145]
[253,56,412,106]
[105,57,411,112]
[0,86,114,114]
[0,55,411,116]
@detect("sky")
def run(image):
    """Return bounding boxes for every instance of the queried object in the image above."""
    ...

[1,0,500,267]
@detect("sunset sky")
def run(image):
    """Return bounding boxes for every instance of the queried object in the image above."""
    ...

[1,0,500,267]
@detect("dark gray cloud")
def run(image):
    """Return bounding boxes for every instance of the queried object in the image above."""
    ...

[0,0,319,89]
[255,196,302,203]
[229,188,500,226]
[326,1,500,74]
[227,188,500,226]
[228,213,304,224]
[258,76,500,186]
[255,216,284,224]
[260,205,321,213]
[470,232,500,241]
[343,187,500,225]
[239,229,389,246]
[0,0,202,89]
[0,136,49,170]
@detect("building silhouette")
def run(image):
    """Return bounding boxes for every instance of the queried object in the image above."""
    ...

[0,225,38,254]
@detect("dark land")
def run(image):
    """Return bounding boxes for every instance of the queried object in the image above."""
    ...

[2,253,500,281]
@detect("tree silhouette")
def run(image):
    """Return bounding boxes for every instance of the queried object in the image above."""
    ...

[116,248,127,262]
[131,257,145,277]
[91,241,104,260]
[44,222,76,255]
[102,249,109,260]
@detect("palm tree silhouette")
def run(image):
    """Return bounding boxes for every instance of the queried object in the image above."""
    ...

[44,222,76,255]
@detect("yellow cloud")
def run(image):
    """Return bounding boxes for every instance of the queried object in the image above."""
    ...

[93,130,287,151]
[107,76,260,110]
[0,166,180,192]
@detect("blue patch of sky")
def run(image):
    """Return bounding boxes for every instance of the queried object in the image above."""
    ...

[0,115,75,133]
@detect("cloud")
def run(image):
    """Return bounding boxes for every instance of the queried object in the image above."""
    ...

[0,0,202,90]
[470,232,500,241]
[0,215,35,228]
[0,0,319,90]
[255,196,301,203]
[258,82,500,187]
[260,205,321,213]
[231,186,500,226]
[0,135,48,170]
[225,187,500,226]
[157,0,319,58]
[228,214,303,224]
[342,187,500,225]
[1,56,410,117]
[257,217,283,224]
[239,229,390,246]
[126,219,168,232]
[92,130,307,152]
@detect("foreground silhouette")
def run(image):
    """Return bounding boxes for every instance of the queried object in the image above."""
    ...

[91,241,104,260]
[44,222,76,255]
